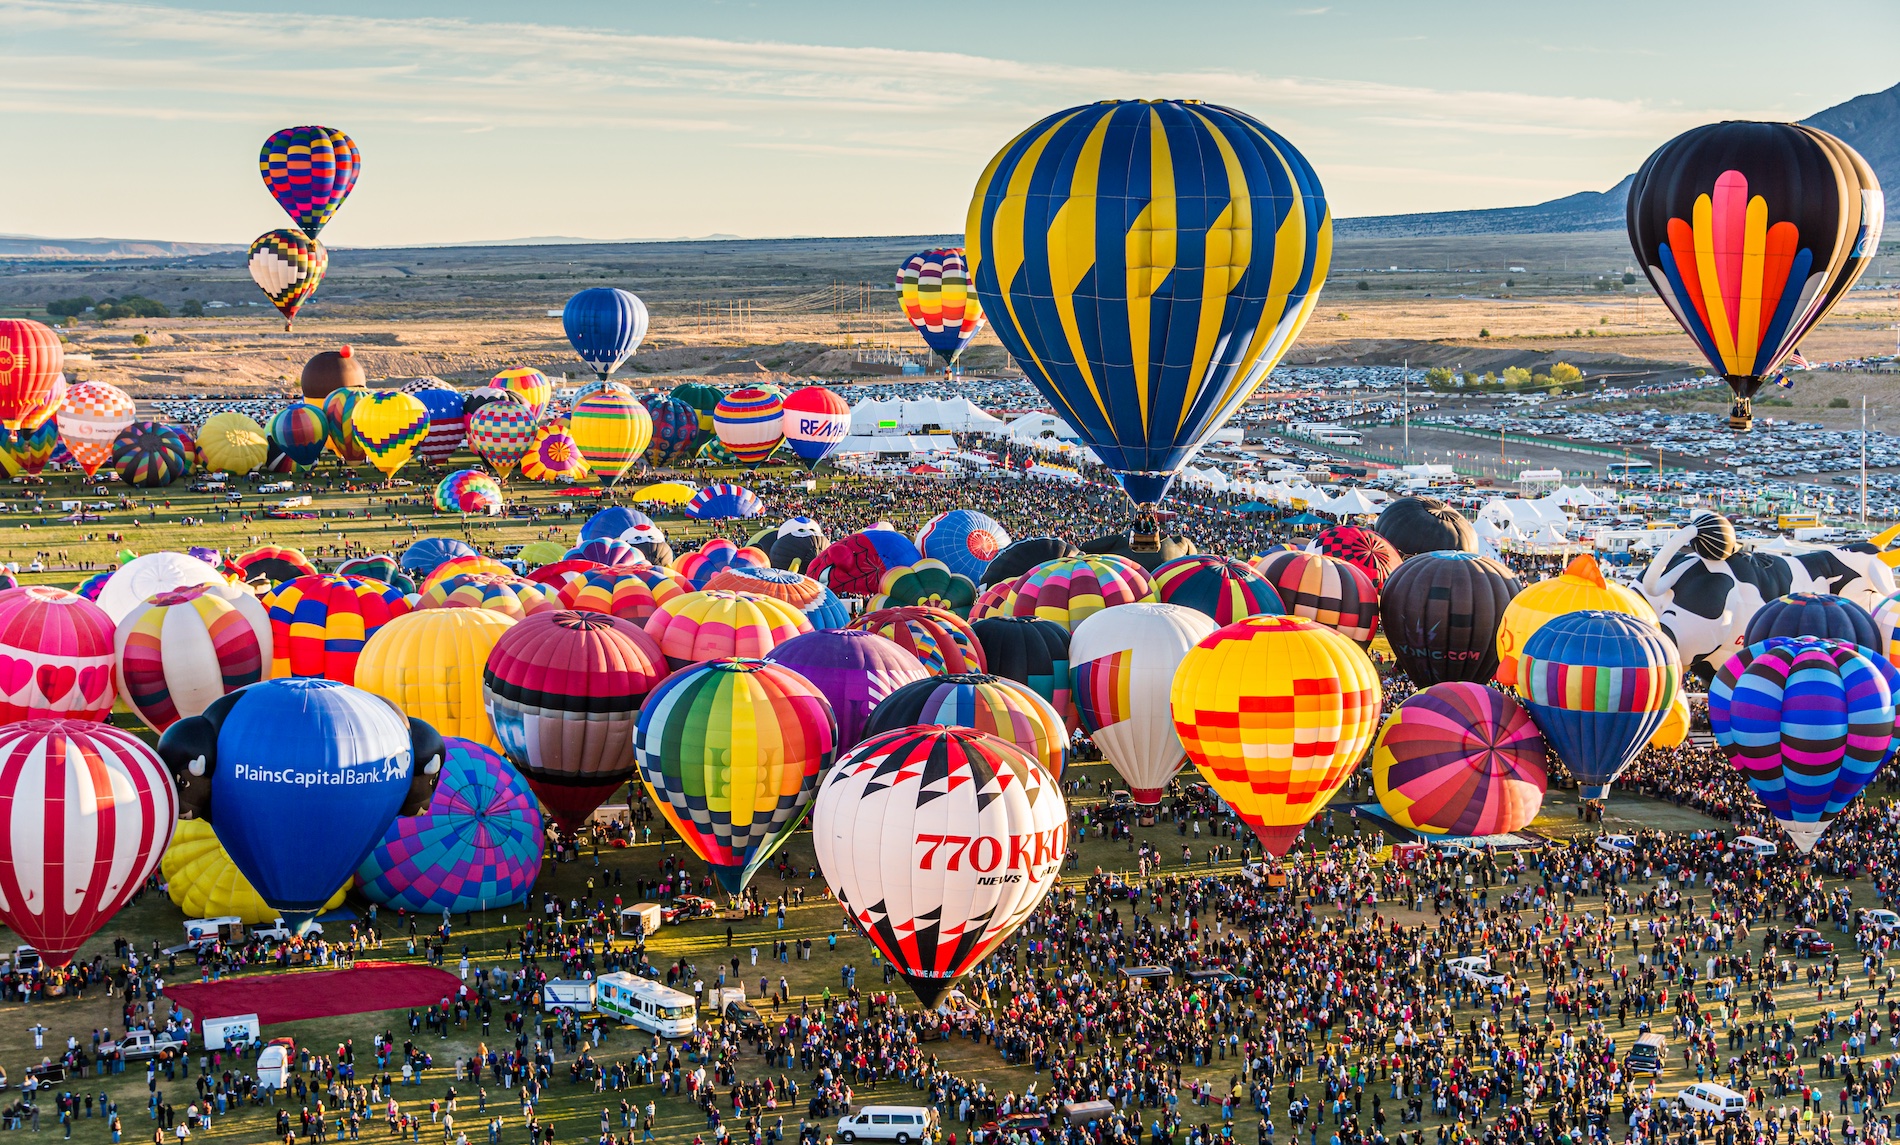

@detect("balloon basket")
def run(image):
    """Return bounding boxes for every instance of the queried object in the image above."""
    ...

[1729,396,1752,432]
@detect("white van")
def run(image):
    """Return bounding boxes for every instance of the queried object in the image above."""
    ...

[542,979,596,1013]
[1674,1084,1747,1121]
[593,973,696,1037]
[201,1014,260,1050]
[837,1107,938,1144]
[1733,835,1778,858]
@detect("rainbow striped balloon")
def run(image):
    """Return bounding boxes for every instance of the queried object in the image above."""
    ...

[641,589,811,670]
[861,672,1068,781]
[487,368,552,420]
[896,248,985,364]
[1152,555,1284,627]
[1250,550,1379,647]
[115,583,271,732]
[1002,555,1155,632]
[1518,610,1680,800]
[259,573,410,684]
[712,386,785,466]
[568,383,652,486]
[1371,682,1547,837]
[434,469,502,514]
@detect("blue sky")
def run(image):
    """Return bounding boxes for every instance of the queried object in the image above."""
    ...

[6,0,1898,246]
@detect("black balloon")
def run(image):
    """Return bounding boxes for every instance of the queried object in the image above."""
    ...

[769,533,823,573]
[981,536,1080,588]
[1378,550,1522,686]
[1689,511,1739,561]
[462,390,515,419]
[1374,497,1476,559]
[970,616,1073,724]
[1742,592,1879,652]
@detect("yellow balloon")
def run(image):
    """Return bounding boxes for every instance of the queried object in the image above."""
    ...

[354,607,515,749]
[351,390,429,479]
[1170,615,1382,856]
[197,412,270,475]
[1649,689,1691,749]
[162,818,345,923]
[569,383,653,485]
[1495,555,1657,686]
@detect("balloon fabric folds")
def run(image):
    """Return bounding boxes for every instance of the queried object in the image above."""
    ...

[1709,638,1896,853]
[1517,610,1681,801]
[259,125,360,238]
[634,658,837,894]
[713,387,786,467]
[1070,603,1217,803]
[1628,122,1884,431]
[967,100,1331,506]
[1378,550,1522,687]
[0,586,119,724]
[355,737,544,913]
[249,229,328,330]
[1171,615,1382,856]
[569,384,652,485]
[563,288,649,381]
[811,725,1065,1007]
[763,629,930,751]
[861,672,1069,781]
[0,720,176,965]
[1371,682,1548,837]
[896,248,987,366]
[483,610,669,833]
[0,320,64,433]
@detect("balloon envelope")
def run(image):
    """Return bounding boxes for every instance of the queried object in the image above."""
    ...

[763,629,930,751]
[1518,610,1681,800]
[1069,602,1216,802]
[896,248,986,364]
[563,288,649,381]
[1379,551,1522,687]
[1372,683,1547,837]
[355,737,544,913]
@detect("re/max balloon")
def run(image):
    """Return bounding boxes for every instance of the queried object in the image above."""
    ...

[779,387,850,471]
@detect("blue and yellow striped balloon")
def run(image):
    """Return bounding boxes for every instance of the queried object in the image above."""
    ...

[1518,610,1680,800]
[967,100,1330,505]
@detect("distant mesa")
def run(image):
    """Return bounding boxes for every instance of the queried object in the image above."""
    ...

[706,359,773,376]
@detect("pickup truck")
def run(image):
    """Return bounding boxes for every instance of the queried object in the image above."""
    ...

[1446,955,1508,989]
[251,919,321,943]
[662,896,719,924]
[102,1030,189,1060]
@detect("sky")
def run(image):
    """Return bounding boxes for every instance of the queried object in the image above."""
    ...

[5,0,1899,247]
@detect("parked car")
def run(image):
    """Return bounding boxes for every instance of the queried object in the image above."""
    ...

[1789,927,1834,956]
[101,1030,189,1061]
[662,895,718,924]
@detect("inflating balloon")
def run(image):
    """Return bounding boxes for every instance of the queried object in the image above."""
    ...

[862,672,1068,780]
[1743,592,1879,653]
[355,607,516,750]
[915,510,1009,582]
[642,589,810,670]
[1518,610,1680,800]
[553,567,675,623]
[1002,555,1155,631]
[847,606,986,676]
[110,422,190,488]
[1378,551,1522,687]
[417,573,555,622]
[870,560,979,618]
[970,615,1074,728]
[1371,683,1547,837]
[400,537,476,579]
[434,469,502,515]
[684,483,763,521]
[115,582,271,732]
[1496,555,1657,687]
[1375,497,1476,558]
[810,528,924,596]
[764,629,930,751]
[355,737,544,913]
[675,538,769,590]
[1152,555,1284,626]
[95,552,228,625]
[981,537,1079,589]
[1070,602,1216,803]
[196,413,269,476]
[231,545,318,587]
[259,574,411,684]
[417,555,514,596]
[1308,526,1403,590]
[300,346,366,402]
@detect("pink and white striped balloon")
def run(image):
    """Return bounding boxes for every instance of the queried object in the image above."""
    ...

[0,720,177,965]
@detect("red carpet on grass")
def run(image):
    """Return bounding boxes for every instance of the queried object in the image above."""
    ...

[165,962,463,1024]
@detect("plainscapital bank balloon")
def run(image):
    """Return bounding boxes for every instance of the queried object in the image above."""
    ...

[1378,551,1522,687]
[1172,616,1382,855]
[156,678,442,915]
[1628,122,1883,430]
[563,288,649,381]
[1069,602,1216,803]
[968,100,1329,505]
[162,818,344,924]
[634,658,837,894]
[812,725,1065,1006]
[0,586,119,724]
[1518,610,1681,800]
[0,720,176,965]
[1371,682,1547,837]
[1709,637,1896,852]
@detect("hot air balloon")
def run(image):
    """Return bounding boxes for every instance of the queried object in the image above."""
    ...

[354,737,544,912]
[1709,637,1894,851]
[321,386,367,463]
[0,422,57,478]
[268,403,331,469]
[1070,602,1216,804]
[970,615,1074,728]
[861,673,1068,780]
[1743,593,1879,652]
[579,507,654,545]
[1371,683,1547,837]
[434,469,502,515]
[712,387,786,468]
[847,606,986,676]
[763,629,930,751]
[1375,497,1477,558]
[704,566,826,616]
[249,229,327,329]
[162,818,345,924]
[634,658,837,893]
[231,545,319,587]
[1517,610,1681,800]
[411,387,468,469]
[259,574,411,685]
[55,381,136,478]
[779,386,850,470]
[869,560,979,618]
[570,384,652,486]
[1628,122,1884,431]
[259,125,360,237]
[355,607,516,750]
[0,320,63,433]
[672,383,723,436]
[114,582,272,732]
[299,346,366,401]
[765,518,826,574]
[968,101,1329,505]
[1250,550,1380,647]
[110,422,190,488]
[563,288,649,381]
[468,399,537,479]
[196,412,269,476]
[1308,526,1402,591]
[684,483,763,521]
[156,678,438,916]
[565,538,646,569]
[675,538,769,590]
[520,424,590,483]
[896,248,986,368]
[1002,555,1155,631]
[1496,555,1657,687]
[0,586,118,725]
[484,611,669,832]
[981,537,1080,589]
[640,395,699,466]
[417,573,556,622]
[487,368,552,421]
[400,537,477,579]
[1378,551,1522,687]
[642,590,810,670]
[1650,689,1692,750]
[0,720,175,965]
[914,510,1010,582]
[1151,555,1285,626]
[1171,616,1382,855]
[351,390,429,480]
[73,572,110,604]
[94,552,228,625]
[553,567,677,624]
[810,528,924,596]
[14,374,63,437]
[811,725,1064,1006]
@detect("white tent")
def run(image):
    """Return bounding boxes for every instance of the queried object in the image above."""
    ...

[834,435,958,456]
[1479,497,1569,534]
[1324,489,1381,517]
[1549,485,1611,508]
[1004,411,1078,442]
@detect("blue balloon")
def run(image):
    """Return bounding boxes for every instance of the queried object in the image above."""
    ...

[862,528,922,570]
[580,507,654,545]
[916,510,1011,581]
[401,536,477,576]
[806,585,850,630]
[355,738,544,913]
[1518,610,1681,800]
[563,288,650,381]
[176,679,419,912]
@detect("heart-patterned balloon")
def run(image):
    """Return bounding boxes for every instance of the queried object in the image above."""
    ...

[36,663,74,705]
